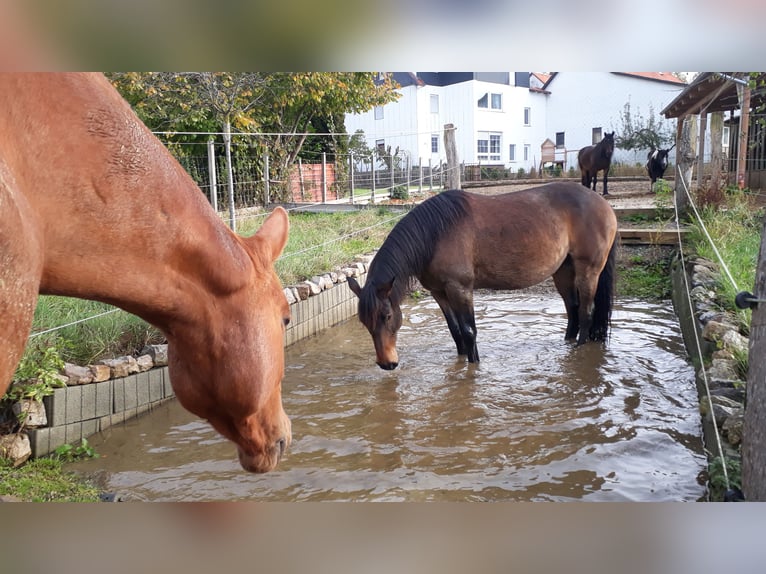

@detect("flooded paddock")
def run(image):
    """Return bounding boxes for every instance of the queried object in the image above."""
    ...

[70,289,707,501]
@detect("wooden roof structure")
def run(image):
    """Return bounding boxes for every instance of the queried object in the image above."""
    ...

[662,72,766,118]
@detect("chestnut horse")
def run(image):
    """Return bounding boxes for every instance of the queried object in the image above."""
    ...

[348,183,618,370]
[0,74,291,473]
[578,131,615,195]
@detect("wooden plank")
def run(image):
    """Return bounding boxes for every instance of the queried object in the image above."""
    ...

[618,227,688,245]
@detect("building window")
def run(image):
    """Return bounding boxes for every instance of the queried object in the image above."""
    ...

[430,94,439,114]
[478,132,501,161]
[722,126,730,146]
[477,136,489,157]
[431,134,439,153]
[509,144,516,161]
[376,139,385,152]
[555,132,565,149]
[489,134,501,160]
[524,144,530,161]
[592,127,602,144]
[374,106,384,120]
[524,107,531,126]
[478,93,502,110]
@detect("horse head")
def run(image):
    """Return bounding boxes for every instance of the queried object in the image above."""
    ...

[348,276,402,370]
[602,131,615,158]
[168,207,292,473]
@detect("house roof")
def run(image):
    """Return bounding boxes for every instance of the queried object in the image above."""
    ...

[542,72,686,90]
[661,72,766,118]
[613,72,687,85]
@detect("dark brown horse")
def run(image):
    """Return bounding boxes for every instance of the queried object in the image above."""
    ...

[348,183,618,370]
[0,74,291,473]
[578,131,615,195]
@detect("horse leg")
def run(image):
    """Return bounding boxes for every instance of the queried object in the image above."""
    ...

[552,258,579,341]
[0,193,43,394]
[432,290,467,356]
[573,265,602,345]
[444,282,479,362]
[602,171,609,195]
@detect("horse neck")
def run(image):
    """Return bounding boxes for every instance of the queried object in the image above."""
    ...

[3,77,253,332]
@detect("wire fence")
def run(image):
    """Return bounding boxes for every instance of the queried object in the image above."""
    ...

[160,135,451,224]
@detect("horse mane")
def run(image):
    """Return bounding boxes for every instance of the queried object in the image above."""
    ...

[361,189,470,317]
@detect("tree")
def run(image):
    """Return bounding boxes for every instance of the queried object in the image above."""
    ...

[614,100,674,152]
[108,72,400,207]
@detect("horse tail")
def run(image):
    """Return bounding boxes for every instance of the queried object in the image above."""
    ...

[589,234,617,342]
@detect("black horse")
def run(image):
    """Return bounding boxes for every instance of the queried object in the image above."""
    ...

[646,144,675,190]
[578,131,615,195]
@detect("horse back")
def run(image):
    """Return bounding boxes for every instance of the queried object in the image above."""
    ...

[444,183,616,290]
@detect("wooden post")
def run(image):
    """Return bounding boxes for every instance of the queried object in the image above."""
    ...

[743,214,766,499]
[709,112,724,195]
[737,83,752,189]
[697,113,707,189]
[349,152,355,204]
[444,123,460,190]
[674,115,695,217]
[206,140,218,213]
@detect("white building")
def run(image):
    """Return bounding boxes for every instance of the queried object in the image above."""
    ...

[541,72,687,167]
[344,72,688,175]
[345,72,547,173]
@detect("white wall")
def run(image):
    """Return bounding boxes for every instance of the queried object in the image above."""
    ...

[344,77,547,173]
[543,73,685,167]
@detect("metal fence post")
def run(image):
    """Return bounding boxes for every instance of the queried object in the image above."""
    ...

[298,157,304,201]
[429,158,433,191]
[264,149,270,207]
[349,152,355,204]
[224,120,236,231]
[371,154,376,204]
[207,140,218,213]
[322,152,327,203]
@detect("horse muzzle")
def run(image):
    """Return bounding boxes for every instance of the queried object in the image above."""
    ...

[237,434,290,473]
[376,360,399,370]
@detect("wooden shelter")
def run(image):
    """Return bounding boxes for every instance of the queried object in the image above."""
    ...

[662,72,766,191]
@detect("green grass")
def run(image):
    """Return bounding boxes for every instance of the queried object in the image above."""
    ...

[617,253,673,300]
[241,206,402,286]
[0,457,101,502]
[686,191,763,334]
[17,206,403,373]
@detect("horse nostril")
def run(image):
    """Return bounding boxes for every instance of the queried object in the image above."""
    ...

[276,437,287,457]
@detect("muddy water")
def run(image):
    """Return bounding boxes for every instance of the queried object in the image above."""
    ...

[69,290,707,501]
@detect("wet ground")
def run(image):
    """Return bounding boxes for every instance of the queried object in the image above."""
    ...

[70,289,707,502]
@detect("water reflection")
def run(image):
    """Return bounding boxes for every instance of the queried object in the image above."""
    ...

[69,291,706,501]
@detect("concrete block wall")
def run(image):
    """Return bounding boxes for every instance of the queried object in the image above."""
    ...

[26,271,368,457]
[28,368,174,457]
[284,271,365,346]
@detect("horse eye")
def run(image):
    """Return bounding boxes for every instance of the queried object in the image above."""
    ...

[283,316,291,327]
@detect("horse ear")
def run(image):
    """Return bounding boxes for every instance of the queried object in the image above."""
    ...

[347,276,362,297]
[248,206,289,263]
[376,278,395,300]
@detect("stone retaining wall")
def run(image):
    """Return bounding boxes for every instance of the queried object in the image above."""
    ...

[670,255,747,487]
[18,260,371,459]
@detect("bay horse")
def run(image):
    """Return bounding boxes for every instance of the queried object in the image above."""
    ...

[348,183,618,370]
[0,74,291,473]
[578,131,615,195]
